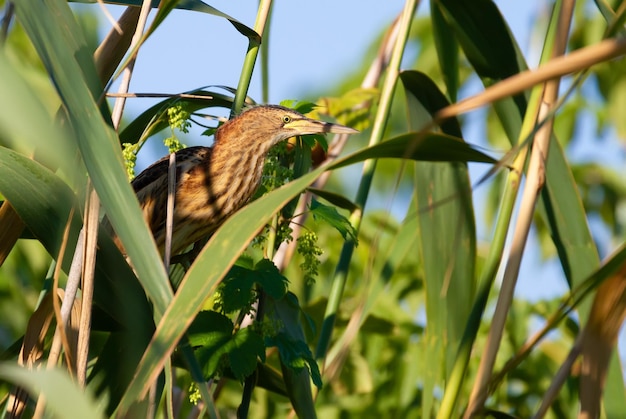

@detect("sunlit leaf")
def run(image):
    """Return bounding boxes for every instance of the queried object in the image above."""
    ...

[0,364,105,419]
[188,311,234,378]
[334,132,497,169]
[0,146,77,262]
[0,53,73,172]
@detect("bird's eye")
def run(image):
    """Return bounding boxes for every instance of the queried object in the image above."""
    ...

[282,115,291,124]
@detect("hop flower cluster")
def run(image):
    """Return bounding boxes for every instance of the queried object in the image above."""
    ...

[167,103,192,134]
[261,141,293,191]
[122,142,139,179]
[297,231,323,285]
[164,104,190,153]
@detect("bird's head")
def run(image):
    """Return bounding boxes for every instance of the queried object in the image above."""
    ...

[217,105,358,149]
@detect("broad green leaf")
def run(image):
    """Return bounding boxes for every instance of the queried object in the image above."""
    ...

[279,99,319,115]
[188,311,236,378]
[333,132,497,169]
[0,146,78,264]
[321,87,379,132]
[310,199,357,242]
[268,293,320,418]
[435,0,600,294]
[228,328,266,381]
[0,52,73,172]
[401,69,476,417]
[187,311,234,347]
[399,70,463,137]
[306,188,360,214]
[0,364,105,419]
[436,0,524,80]
[431,4,459,102]
[436,0,528,141]
[188,311,264,381]
[267,332,321,388]
[253,259,290,299]
[219,259,289,313]
[606,344,626,418]
[89,330,154,415]
[539,139,601,290]
[218,269,260,314]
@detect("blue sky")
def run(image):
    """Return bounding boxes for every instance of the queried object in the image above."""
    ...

[112,1,538,104]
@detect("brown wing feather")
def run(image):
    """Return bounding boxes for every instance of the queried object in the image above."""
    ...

[131,146,213,250]
[131,146,210,194]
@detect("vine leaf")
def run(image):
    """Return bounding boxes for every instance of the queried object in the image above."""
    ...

[310,199,357,242]
[188,311,265,381]
[265,292,323,390]
[267,332,322,389]
[220,259,289,314]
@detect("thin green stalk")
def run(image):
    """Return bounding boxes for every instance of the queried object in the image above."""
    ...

[438,2,571,417]
[266,215,280,260]
[231,0,273,116]
[164,360,174,419]
[315,0,420,360]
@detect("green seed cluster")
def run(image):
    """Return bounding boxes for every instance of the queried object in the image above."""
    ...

[164,104,190,153]
[122,142,139,180]
[261,142,293,191]
[297,231,323,285]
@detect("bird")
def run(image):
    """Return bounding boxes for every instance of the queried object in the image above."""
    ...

[122,105,358,257]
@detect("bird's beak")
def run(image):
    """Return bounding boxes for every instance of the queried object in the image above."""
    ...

[288,118,359,136]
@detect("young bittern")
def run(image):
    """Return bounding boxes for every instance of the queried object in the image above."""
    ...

[127,105,358,256]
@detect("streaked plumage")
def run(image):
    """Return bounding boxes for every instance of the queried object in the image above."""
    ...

[124,105,358,256]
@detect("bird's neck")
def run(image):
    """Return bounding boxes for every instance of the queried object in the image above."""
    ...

[208,126,276,212]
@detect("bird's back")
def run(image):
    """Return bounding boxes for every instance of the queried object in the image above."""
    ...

[131,146,215,254]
